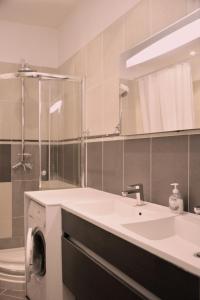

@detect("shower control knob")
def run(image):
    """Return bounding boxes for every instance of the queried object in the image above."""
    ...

[41,170,47,177]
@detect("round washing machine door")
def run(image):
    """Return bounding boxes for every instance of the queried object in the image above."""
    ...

[26,228,46,282]
[26,227,33,282]
[32,228,46,277]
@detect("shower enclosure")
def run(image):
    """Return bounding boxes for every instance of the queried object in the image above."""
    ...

[0,64,83,286]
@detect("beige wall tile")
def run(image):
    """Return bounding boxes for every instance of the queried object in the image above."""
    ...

[40,80,51,141]
[103,17,125,80]
[50,81,64,141]
[86,85,104,136]
[0,100,21,140]
[72,84,82,138]
[193,80,200,128]
[11,101,21,140]
[150,0,187,34]
[58,0,195,138]
[103,78,120,134]
[0,78,21,102]
[73,49,86,77]
[0,182,12,238]
[125,0,151,50]
[121,79,144,135]
[40,100,49,141]
[63,81,82,140]
[86,34,103,89]
[59,55,75,75]
[24,79,39,140]
[121,80,137,135]
[186,0,200,12]
[0,61,18,73]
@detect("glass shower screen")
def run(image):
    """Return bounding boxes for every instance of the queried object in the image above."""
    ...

[39,77,83,190]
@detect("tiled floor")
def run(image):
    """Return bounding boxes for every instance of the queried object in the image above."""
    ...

[0,288,25,299]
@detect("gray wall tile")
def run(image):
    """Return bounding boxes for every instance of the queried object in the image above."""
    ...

[0,144,11,182]
[58,144,64,178]
[2,289,25,298]
[85,133,200,214]
[11,144,39,181]
[103,140,123,195]
[0,288,5,295]
[87,142,102,190]
[12,180,39,217]
[50,145,58,178]
[124,138,150,202]
[152,136,188,210]
[0,293,25,300]
[12,217,24,237]
[0,236,24,249]
[189,134,200,212]
[63,144,74,183]
[73,143,81,185]
[41,144,49,181]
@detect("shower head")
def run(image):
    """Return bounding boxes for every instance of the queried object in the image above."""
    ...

[119,83,129,98]
[18,59,36,73]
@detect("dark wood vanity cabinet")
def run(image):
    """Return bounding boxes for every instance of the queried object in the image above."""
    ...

[62,237,144,300]
[62,210,200,300]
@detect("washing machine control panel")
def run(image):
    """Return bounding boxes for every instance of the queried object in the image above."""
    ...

[28,200,45,229]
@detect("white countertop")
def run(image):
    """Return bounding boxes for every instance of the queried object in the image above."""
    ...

[25,187,200,277]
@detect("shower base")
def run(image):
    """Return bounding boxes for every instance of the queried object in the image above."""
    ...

[0,247,25,290]
[41,179,77,190]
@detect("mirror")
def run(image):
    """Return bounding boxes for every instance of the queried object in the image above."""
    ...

[120,9,200,135]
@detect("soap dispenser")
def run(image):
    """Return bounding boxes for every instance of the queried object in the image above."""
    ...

[169,183,184,214]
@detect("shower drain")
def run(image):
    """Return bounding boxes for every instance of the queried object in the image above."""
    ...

[194,252,200,258]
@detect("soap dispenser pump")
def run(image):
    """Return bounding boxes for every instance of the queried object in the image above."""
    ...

[169,183,184,214]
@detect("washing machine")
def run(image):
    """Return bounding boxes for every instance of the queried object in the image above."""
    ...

[25,193,75,300]
[25,200,46,300]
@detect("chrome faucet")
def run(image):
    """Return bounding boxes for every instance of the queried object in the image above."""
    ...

[194,206,200,215]
[122,184,144,206]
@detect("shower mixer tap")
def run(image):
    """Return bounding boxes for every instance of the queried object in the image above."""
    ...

[12,152,33,171]
[12,160,33,171]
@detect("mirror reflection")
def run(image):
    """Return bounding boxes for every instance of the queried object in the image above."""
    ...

[120,12,200,135]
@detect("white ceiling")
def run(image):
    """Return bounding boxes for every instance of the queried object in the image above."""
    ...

[0,0,79,28]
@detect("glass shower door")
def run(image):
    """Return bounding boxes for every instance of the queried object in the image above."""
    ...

[39,78,82,190]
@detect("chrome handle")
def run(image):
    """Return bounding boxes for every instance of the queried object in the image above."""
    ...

[194,206,200,215]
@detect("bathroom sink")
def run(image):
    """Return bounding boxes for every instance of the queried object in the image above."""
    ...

[73,199,171,222]
[73,199,134,217]
[61,188,200,277]
[123,214,200,246]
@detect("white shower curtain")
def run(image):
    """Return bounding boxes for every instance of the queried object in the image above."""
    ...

[138,62,195,132]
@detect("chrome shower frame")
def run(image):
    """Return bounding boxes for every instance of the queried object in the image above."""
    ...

[0,71,86,188]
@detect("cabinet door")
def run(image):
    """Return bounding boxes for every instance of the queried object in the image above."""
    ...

[62,210,200,300]
[62,237,145,300]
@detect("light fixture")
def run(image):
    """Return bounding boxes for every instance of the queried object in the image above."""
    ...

[49,100,63,114]
[126,18,200,68]
[190,50,196,56]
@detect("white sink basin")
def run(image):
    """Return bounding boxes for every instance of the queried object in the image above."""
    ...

[60,188,200,276]
[123,214,200,246]
[73,199,171,222]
